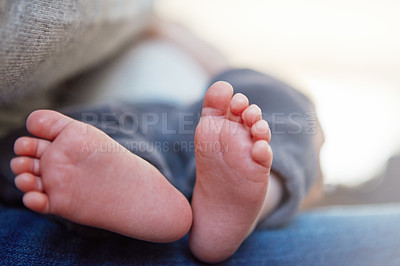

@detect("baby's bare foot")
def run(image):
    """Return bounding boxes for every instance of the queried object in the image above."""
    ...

[190,82,272,263]
[11,110,192,242]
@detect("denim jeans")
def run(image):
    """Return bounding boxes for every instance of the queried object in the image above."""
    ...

[1,203,399,265]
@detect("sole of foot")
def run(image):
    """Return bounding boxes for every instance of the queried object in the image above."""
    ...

[11,110,192,243]
[189,81,273,263]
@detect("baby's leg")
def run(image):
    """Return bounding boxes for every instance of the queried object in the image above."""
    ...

[11,110,192,243]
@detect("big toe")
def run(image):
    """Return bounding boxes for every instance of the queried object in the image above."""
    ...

[26,110,74,141]
[202,81,234,116]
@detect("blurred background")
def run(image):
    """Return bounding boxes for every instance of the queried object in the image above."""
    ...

[2,0,398,207]
[155,0,400,195]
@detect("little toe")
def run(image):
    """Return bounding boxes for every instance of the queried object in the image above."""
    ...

[15,173,43,193]
[23,191,49,214]
[251,120,271,142]
[26,110,75,141]
[242,104,262,127]
[10,157,40,176]
[251,140,273,168]
[14,137,50,158]
[202,81,234,117]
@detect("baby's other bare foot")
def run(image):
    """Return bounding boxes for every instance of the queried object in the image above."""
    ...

[190,82,272,263]
[11,110,192,242]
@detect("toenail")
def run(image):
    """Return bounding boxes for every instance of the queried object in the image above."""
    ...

[33,160,40,174]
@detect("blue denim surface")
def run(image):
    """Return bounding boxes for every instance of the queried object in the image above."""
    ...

[1,204,399,265]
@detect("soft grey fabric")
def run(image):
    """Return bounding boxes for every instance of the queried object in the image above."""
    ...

[0,0,153,104]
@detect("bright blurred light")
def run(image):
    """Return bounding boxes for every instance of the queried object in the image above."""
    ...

[155,0,400,185]
[306,76,400,185]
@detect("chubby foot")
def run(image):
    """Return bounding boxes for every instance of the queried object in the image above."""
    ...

[190,82,273,263]
[11,110,192,242]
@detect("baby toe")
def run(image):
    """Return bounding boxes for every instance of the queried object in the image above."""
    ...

[23,191,49,214]
[14,137,50,158]
[230,93,249,115]
[10,157,41,176]
[26,110,75,141]
[15,173,43,193]
[251,120,271,142]
[242,104,262,127]
[251,140,273,168]
[202,81,234,117]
